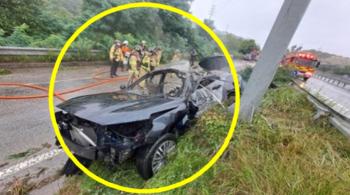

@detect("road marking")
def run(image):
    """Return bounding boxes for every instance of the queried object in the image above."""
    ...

[0,149,63,180]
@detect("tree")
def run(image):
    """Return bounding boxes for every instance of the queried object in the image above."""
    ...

[0,29,6,45]
[217,31,241,53]
[31,34,65,48]
[0,0,43,35]
[0,0,80,38]
[239,39,259,54]
[6,24,34,46]
[0,0,224,61]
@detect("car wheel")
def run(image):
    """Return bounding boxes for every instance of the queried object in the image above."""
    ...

[61,155,92,176]
[136,134,176,179]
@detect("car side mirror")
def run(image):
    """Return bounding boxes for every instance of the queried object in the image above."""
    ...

[120,84,127,90]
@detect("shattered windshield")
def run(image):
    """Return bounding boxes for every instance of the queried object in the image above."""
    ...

[128,70,186,98]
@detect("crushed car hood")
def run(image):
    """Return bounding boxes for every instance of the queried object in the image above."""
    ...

[57,92,183,125]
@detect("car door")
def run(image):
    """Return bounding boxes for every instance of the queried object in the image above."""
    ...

[190,76,225,113]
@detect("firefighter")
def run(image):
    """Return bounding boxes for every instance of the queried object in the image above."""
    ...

[190,48,197,66]
[109,40,124,77]
[140,40,148,57]
[140,40,148,52]
[127,47,141,86]
[121,40,130,71]
[149,49,158,71]
[138,50,152,88]
[140,51,151,76]
[155,47,162,68]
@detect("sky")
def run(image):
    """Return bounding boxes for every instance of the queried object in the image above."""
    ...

[190,0,350,57]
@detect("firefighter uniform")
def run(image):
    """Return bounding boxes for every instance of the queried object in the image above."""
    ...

[121,40,130,71]
[139,52,151,88]
[140,52,151,75]
[150,51,158,71]
[155,48,162,67]
[127,51,140,85]
[109,43,124,77]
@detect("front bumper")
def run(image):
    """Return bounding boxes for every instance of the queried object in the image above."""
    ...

[55,120,97,160]
[60,136,96,160]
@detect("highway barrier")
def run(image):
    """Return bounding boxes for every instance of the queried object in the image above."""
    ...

[314,72,350,91]
[0,46,107,68]
[293,79,350,139]
[0,46,102,56]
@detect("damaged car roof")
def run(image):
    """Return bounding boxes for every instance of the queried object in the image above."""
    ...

[57,92,184,125]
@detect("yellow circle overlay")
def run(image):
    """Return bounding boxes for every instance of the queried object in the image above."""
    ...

[49,2,240,194]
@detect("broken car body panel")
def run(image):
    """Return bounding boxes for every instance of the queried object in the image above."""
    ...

[56,68,192,161]
[55,61,240,177]
[57,92,183,125]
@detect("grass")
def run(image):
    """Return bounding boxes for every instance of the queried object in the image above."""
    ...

[59,86,350,194]
[5,170,62,195]
[239,67,291,85]
[0,68,11,75]
[239,66,253,81]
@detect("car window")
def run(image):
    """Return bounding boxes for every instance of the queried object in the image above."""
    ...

[130,73,163,96]
[163,72,184,97]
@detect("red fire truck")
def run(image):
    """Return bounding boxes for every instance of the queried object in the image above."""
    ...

[281,51,321,81]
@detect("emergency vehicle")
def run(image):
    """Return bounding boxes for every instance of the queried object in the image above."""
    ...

[281,51,320,81]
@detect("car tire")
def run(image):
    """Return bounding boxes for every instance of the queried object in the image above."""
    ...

[136,134,176,179]
[61,155,92,176]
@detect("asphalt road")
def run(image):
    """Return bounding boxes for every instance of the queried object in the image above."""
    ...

[305,76,350,118]
[0,64,127,193]
[0,60,250,194]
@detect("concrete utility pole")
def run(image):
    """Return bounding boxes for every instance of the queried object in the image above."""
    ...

[239,0,312,121]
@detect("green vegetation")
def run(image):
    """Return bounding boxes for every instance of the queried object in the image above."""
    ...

[240,67,291,85]
[217,32,259,59]
[0,0,259,63]
[332,66,350,75]
[239,66,253,81]
[307,49,350,68]
[319,65,350,76]
[273,68,292,84]
[238,39,259,55]
[0,0,216,62]
[0,68,11,75]
[59,76,350,194]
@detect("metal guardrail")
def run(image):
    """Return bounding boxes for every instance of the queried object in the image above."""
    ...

[293,79,350,139]
[313,72,350,91]
[0,46,102,56]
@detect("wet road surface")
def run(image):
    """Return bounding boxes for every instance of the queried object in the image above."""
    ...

[0,64,127,193]
[0,60,250,194]
[305,76,350,118]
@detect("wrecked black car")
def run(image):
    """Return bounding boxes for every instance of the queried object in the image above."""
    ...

[55,60,239,179]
